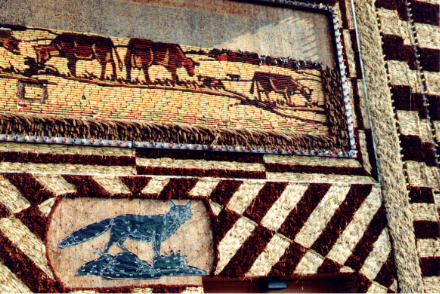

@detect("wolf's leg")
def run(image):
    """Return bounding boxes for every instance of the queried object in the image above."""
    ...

[153,231,161,258]
[103,229,120,253]
[152,232,162,268]
[102,239,116,253]
[117,237,130,252]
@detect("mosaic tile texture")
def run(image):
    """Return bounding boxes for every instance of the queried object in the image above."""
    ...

[0,1,356,156]
[0,173,397,292]
[0,0,438,292]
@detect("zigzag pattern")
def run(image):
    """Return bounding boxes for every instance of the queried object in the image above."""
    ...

[0,173,396,292]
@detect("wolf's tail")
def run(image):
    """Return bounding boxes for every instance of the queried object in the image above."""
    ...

[58,218,113,248]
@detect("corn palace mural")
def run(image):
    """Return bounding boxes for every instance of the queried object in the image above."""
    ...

[0,1,355,156]
[0,0,437,292]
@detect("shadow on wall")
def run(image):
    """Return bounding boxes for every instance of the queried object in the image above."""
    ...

[202,274,361,293]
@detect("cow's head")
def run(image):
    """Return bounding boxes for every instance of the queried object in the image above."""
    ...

[33,44,59,64]
[300,86,314,102]
[4,36,21,54]
[183,57,200,77]
[0,29,21,54]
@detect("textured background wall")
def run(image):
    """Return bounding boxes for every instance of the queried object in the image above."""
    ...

[0,0,438,292]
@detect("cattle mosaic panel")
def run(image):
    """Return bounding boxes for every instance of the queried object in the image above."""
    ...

[0,0,355,156]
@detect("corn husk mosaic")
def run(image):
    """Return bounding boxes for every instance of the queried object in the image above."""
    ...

[0,173,397,292]
[0,0,438,293]
[0,1,356,156]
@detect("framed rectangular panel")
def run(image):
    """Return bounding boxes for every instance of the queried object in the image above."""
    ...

[0,0,356,157]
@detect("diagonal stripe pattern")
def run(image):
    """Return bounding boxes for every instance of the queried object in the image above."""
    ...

[0,173,395,292]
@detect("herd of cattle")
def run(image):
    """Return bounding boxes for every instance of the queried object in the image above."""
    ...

[33,34,200,82]
[1,30,199,82]
[0,30,315,107]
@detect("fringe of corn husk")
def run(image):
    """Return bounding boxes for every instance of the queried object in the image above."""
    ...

[0,110,348,152]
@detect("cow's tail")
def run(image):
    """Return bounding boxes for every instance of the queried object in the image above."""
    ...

[113,47,123,71]
[250,78,255,94]
[58,218,113,248]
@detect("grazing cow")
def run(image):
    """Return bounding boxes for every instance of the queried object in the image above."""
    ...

[124,38,199,82]
[250,71,313,106]
[33,33,122,79]
[0,29,20,54]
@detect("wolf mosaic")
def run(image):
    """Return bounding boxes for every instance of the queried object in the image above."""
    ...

[58,200,193,260]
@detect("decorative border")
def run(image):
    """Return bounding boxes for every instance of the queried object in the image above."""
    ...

[374,0,440,292]
[0,0,357,158]
[351,0,440,291]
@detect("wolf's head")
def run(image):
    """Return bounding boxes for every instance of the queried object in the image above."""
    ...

[161,200,193,241]
[168,200,192,222]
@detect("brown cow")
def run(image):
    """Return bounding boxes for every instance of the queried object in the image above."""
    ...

[33,33,122,79]
[250,71,313,106]
[0,29,20,54]
[124,38,199,82]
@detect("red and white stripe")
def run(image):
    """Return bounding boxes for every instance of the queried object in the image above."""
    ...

[376,0,440,291]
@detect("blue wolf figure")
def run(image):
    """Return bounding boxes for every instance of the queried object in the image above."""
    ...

[58,200,192,261]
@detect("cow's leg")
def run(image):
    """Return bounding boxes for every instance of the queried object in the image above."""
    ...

[167,66,178,82]
[126,65,132,81]
[304,93,312,107]
[96,53,110,80]
[285,92,293,106]
[289,95,295,106]
[109,55,117,80]
[306,94,314,108]
[257,89,262,101]
[265,91,273,104]
[100,61,107,80]
[142,66,151,83]
[67,58,76,77]
[171,71,178,82]
[110,61,117,80]
[125,53,132,81]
